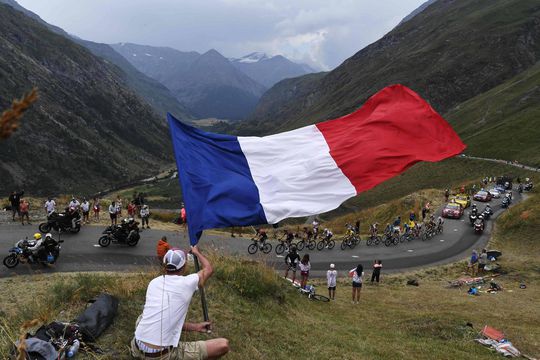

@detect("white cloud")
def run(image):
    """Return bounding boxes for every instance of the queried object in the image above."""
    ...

[16,0,426,69]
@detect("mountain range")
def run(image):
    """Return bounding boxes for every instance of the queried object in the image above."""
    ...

[0,3,172,195]
[111,44,314,120]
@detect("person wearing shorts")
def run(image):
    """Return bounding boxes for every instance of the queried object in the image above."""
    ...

[93,198,100,221]
[327,264,337,300]
[131,247,229,359]
[299,254,311,289]
[284,246,300,284]
[351,264,364,304]
[109,201,117,225]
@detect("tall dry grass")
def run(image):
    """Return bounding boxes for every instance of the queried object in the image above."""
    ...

[0,88,38,140]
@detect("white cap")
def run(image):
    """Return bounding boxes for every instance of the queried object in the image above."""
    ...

[163,249,186,271]
[330,263,335,269]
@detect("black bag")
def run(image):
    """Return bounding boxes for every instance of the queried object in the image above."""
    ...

[73,293,118,342]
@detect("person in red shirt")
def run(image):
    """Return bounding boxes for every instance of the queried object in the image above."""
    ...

[127,201,137,218]
[156,236,171,262]
[180,204,187,229]
[19,198,30,225]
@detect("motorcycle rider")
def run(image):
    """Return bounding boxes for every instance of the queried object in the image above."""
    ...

[26,233,49,262]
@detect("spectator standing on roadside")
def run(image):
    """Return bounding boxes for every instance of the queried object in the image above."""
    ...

[116,195,123,217]
[327,263,337,300]
[354,220,360,235]
[19,198,30,225]
[133,195,141,217]
[181,203,187,229]
[44,197,56,216]
[444,188,450,202]
[284,246,300,284]
[299,254,311,289]
[468,250,479,276]
[9,190,24,221]
[93,198,101,221]
[371,260,382,284]
[156,236,171,262]
[109,201,117,226]
[69,196,80,211]
[350,264,364,304]
[478,249,488,274]
[81,198,90,224]
[141,204,150,229]
[127,201,137,218]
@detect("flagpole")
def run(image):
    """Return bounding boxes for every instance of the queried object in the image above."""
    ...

[191,249,211,333]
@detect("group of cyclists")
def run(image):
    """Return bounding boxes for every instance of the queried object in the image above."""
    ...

[249,213,444,253]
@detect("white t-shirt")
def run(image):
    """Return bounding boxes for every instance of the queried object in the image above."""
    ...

[81,201,90,212]
[135,273,199,347]
[327,270,337,287]
[44,200,56,213]
[69,200,80,209]
[299,262,311,272]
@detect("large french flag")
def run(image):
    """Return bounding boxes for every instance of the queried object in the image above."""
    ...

[169,84,466,245]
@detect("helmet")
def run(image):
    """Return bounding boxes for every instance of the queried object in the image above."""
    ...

[472,204,477,208]
[324,228,328,232]
[45,233,52,239]
[290,245,297,252]
[33,233,42,240]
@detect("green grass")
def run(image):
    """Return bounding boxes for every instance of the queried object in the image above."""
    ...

[2,192,540,360]
[446,61,540,167]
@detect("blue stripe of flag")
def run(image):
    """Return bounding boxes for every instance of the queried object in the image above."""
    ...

[168,113,268,245]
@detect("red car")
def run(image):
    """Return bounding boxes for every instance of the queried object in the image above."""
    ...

[473,190,492,202]
[442,202,464,219]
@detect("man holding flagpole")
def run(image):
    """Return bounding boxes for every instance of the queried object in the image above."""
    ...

[131,246,229,359]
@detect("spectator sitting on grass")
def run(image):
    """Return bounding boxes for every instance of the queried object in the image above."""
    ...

[130,247,229,359]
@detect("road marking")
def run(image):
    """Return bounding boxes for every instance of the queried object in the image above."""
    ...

[407,249,414,252]
[93,244,100,247]
[351,255,359,258]
[440,239,445,242]
[276,255,284,258]
[454,229,458,232]
[461,219,465,222]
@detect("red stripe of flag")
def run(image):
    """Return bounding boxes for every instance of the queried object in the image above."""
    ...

[316,84,466,193]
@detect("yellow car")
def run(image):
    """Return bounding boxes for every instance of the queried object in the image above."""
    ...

[450,194,471,208]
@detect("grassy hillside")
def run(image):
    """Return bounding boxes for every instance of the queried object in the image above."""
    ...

[2,191,539,359]
[447,61,540,167]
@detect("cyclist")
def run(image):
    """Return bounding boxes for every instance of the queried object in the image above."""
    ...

[284,245,300,283]
[280,229,294,247]
[384,223,392,238]
[322,228,333,248]
[255,228,268,249]
[312,219,320,239]
[393,216,401,227]
[370,223,378,237]
[437,216,444,232]
[345,223,355,236]
[302,227,313,241]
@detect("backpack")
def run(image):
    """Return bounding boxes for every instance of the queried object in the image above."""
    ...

[73,294,119,342]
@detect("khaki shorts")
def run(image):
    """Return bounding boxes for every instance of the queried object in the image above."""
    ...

[131,315,208,359]
[130,337,207,360]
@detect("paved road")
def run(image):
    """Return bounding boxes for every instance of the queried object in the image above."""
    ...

[460,155,539,172]
[0,190,523,278]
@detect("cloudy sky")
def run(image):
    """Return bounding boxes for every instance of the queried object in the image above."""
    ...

[17,0,425,70]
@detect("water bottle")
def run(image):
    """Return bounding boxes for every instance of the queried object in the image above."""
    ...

[67,339,80,358]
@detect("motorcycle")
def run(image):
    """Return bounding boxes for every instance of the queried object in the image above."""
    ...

[468,212,477,226]
[524,182,533,191]
[39,210,81,233]
[482,206,493,220]
[3,237,63,268]
[474,218,485,234]
[501,196,510,208]
[98,218,140,247]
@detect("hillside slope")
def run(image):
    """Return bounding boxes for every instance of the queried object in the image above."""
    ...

[0,4,171,194]
[77,40,192,119]
[244,0,540,135]
[447,61,540,166]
